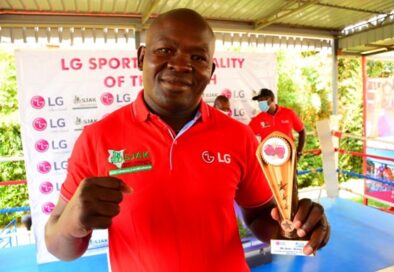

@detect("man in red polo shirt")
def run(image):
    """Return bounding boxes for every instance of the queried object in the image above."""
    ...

[249,88,306,160]
[45,9,329,272]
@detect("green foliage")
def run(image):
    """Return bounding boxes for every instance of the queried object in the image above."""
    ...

[337,57,363,182]
[297,136,324,188]
[278,53,391,187]
[328,57,394,183]
[0,51,18,115]
[0,184,29,226]
[0,49,28,226]
[277,50,332,188]
[276,52,391,187]
[0,124,23,156]
[367,60,394,78]
[337,57,394,185]
[352,196,390,209]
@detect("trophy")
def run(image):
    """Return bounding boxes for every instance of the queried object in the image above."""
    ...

[256,131,298,239]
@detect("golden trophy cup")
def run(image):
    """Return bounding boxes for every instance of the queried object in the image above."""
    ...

[256,131,299,239]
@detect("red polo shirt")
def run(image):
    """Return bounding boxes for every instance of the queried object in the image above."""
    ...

[248,105,304,141]
[61,91,272,272]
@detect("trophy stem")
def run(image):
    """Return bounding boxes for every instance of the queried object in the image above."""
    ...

[280,171,299,239]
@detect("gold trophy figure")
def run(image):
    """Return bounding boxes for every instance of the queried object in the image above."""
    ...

[256,131,299,239]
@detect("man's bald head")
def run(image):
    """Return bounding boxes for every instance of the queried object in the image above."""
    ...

[214,95,231,113]
[145,8,215,47]
[137,8,217,120]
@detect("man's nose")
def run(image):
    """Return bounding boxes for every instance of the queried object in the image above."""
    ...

[167,54,192,72]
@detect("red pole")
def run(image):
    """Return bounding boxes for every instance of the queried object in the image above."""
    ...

[0,180,27,186]
[361,55,368,206]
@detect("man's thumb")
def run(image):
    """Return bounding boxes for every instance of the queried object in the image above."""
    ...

[120,182,133,194]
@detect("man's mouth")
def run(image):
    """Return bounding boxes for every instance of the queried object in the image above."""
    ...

[160,77,192,87]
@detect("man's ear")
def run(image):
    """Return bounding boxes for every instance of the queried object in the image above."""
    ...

[137,46,145,71]
[211,62,216,76]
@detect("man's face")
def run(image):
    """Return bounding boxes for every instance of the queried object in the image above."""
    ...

[138,15,215,115]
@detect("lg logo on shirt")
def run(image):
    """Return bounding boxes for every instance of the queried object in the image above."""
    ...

[201,151,231,164]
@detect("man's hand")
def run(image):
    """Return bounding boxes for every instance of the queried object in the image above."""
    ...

[45,176,132,260]
[60,176,132,238]
[271,198,330,255]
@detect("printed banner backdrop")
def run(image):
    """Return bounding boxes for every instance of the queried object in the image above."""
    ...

[15,49,276,264]
[365,77,394,205]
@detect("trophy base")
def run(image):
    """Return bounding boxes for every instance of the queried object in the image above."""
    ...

[270,239,314,256]
[280,219,298,239]
[280,229,298,240]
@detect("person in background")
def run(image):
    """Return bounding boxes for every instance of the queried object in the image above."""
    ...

[45,9,329,272]
[213,95,231,116]
[383,164,393,181]
[249,88,305,160]
[377,164,385,180]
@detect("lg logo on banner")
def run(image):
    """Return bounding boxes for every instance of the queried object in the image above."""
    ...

[221,89,245,99]
[100,92,131,105]
[39,181,54,194]
[233,108,245,117]
[101,92,114,105]
[35,139,68,152]
[32,118,47,131]
[31,96,64,109]
[35,139,49,152]
[37,161,51,174]
[201,151,231,164]
[41,202,55,215]
[39,181,62,194]
[32,117,66,131]
[31,96,45,109]
[37,160,68,174]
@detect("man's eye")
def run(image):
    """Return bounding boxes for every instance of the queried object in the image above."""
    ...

[156,48,172,55]
[192,55,207,62]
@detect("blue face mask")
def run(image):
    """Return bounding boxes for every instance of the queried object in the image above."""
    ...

[258,101,269,112]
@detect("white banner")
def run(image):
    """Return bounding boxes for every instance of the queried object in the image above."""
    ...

[204,51,277,123]
[15,49,276,264]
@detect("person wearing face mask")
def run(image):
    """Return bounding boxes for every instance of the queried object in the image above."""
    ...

[249,88,305,160]
[213,95,232,116]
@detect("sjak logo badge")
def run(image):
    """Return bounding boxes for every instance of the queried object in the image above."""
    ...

[107,149,153,176]
[108,150,125,168]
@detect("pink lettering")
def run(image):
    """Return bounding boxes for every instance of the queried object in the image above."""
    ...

[61,58,82,70]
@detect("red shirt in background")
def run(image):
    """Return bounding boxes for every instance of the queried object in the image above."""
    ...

[249,105,304,141]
